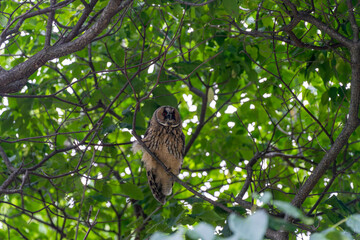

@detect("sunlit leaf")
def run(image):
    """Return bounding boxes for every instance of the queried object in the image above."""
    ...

[346,214,360,234]
[120,183,144,200]
[187,222,215,240]
[226,211,268,240]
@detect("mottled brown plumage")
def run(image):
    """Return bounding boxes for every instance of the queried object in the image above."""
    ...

[133,106,185,204]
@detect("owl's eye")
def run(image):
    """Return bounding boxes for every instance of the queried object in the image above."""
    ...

[162,111,167,117]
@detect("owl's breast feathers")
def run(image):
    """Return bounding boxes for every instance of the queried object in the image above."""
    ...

[148,126,184,158]
[132,125,185,166]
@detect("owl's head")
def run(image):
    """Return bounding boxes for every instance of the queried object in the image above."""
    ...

[154,106,181,127]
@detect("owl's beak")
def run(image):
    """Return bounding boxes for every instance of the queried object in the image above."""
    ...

[165,112,175,121]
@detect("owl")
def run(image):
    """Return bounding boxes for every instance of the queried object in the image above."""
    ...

[133,106,185,204]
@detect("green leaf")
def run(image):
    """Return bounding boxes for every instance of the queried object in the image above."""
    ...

[323,209,343,225]
[321,91,329,105]
[273,200,303,219]
[259,192,272,205]
[90,194,110,202]
[310,229,352,240]
[273,200,314,225]
[328,87,338,102]
[0,15,7,27]
[120,183,144,200]
[346,214,360,234]
[152,86,178,107]
[223,0,238,17]
[226,210,268,240]
[66,228,75,239]
[196,209,223,222]
[101,184,113,199]
[267,216,297,232]
[246,45,258,60]
[171,61,203,75]
[142,100,159,118]
[187,222,214,240]
[207,88,215,103]
[101,117,117,134]
[324,196,352,215]
[150,227,185,240]
[17,98,33,116]
[113,48,124,65]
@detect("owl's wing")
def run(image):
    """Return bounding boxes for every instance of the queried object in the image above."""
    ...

[146,169,166,205]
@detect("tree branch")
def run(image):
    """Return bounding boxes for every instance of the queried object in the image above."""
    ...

[290,46,360,208]
[0,145,17,172]
[0,0,133,93]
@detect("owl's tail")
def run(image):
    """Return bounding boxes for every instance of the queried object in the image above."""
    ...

[146,169,173,205]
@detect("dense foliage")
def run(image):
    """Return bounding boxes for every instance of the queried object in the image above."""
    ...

[0,0,360,239]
